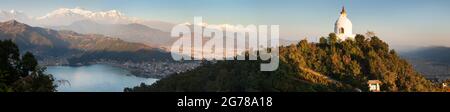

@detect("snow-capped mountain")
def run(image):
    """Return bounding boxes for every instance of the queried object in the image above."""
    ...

[0,7,175,31]
[36,7,135,26]
[35,7,176,31]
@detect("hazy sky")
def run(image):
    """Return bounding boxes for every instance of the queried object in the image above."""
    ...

[1,0,449,50]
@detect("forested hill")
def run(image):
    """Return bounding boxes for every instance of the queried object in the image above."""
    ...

[126,33,442,92]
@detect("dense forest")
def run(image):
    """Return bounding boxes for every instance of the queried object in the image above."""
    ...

[125,33,442,92]
[0,40,56,92]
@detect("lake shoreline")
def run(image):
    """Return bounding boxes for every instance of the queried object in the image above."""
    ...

[46,64,159,92]
[41,59,201,79]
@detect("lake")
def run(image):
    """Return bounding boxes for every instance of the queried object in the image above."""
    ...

[45,64,158,92]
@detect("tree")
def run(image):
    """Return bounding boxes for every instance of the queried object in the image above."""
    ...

[0,40,56,92]
[21,52,38,77]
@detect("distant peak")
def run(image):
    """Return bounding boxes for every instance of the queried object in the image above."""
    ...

[4,19,21,25]
[1,20,30,27]
[0,20,31,32]
[55,7,92,14]
[38,7,127,20]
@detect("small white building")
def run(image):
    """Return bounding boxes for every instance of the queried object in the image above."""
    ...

[334,7,355,40]
[367,80,382,92]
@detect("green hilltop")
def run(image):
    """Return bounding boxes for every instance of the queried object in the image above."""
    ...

[126,33,442,92]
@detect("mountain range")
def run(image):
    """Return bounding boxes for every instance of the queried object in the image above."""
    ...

[50,20,174,47]
[1,7,296,50]
[0,20,171,64]
[0,7,175,32]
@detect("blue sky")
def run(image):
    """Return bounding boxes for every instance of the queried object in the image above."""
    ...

[1,0,450,49]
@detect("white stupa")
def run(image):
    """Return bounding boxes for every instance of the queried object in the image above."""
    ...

[334,7,355,40]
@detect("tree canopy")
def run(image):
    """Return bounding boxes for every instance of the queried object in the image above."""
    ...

[0,40,56,92]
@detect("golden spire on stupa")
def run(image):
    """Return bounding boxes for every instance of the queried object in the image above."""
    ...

[340,6,347,16]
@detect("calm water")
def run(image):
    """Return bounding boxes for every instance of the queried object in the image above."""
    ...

[45,64,158,92]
